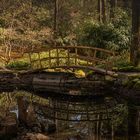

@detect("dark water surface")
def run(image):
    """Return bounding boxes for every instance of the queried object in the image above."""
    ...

[0,89,139,140]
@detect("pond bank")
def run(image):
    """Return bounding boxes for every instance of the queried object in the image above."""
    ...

[1,69,140,98]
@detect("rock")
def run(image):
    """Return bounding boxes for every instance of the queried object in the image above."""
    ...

[24,133,50,140]
[134,80,140,89]
[35,133,50,140]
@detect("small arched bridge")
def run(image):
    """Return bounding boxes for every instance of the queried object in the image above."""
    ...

[1,46,115,75]
[24,46,115,75]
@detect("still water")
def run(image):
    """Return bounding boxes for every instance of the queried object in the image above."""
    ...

[0,89,139,140]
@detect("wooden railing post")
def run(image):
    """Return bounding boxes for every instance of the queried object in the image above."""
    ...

[94,50,97,58]
[38,52,42,68]
[75,48,77,65]
[28,52,32,68]
[67,49,70,66]
[56,48,59,66]
[48,50,51,67]
[86,48,89,65]
[93,49,97,66]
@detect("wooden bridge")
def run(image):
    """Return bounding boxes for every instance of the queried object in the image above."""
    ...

[25,46,115,75]
[0,46,115,75]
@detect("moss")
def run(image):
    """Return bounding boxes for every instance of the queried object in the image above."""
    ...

[6,61,30,70]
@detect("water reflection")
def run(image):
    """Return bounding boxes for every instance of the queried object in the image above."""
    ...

[0,90,139,140]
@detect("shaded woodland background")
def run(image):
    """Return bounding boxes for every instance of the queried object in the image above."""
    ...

[0,0,139,67]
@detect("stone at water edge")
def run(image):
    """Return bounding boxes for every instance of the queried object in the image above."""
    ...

[24,133,50,140]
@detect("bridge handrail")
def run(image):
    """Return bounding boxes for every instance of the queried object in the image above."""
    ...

[23,46,115,56]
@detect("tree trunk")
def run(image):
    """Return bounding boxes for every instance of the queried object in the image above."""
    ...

[54,0,59,42]
[97,0,102,22]
[101,0,106,23]
[123,0,128,9]
[130,0,140,66]
[110,0,117,19]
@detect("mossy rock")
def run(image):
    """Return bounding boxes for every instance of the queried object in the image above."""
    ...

[122,80,129,86]
[128,74,140,80]
[113,73,118,78]
[134,80,140,89]
[114,66,140,72]
[105,75,114,81]
[132,78,140,83]
[122,79,134,88]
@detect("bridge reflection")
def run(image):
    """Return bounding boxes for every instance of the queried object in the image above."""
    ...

[0,88,139,139]
[34,96,116,122]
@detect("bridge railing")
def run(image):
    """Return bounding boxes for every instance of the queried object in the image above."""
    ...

[24,46,115,71]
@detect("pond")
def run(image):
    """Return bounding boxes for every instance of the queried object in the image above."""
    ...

[0,87,139,140]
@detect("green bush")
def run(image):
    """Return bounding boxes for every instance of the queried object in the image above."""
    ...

[6,61,30,70]
[76,8,131,52]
